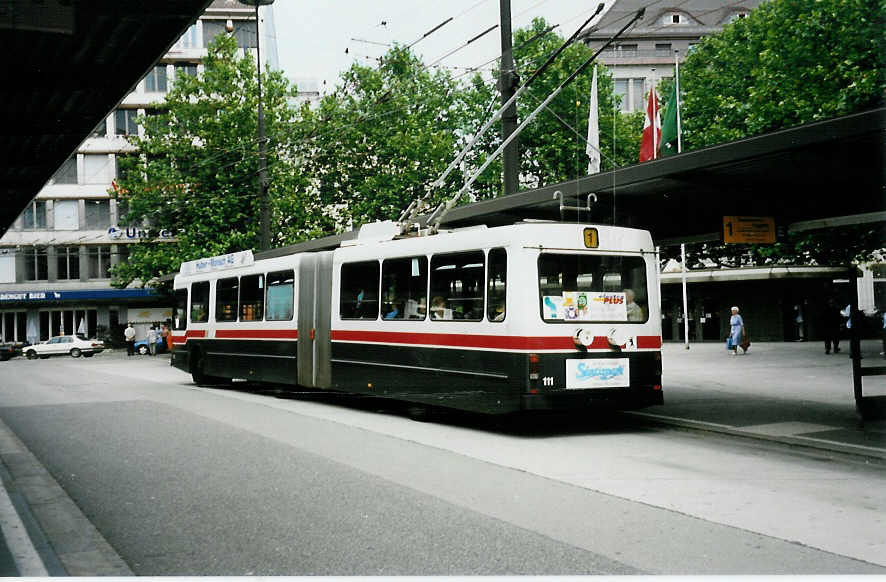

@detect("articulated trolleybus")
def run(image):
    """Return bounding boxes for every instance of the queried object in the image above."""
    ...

[171,221,663,414]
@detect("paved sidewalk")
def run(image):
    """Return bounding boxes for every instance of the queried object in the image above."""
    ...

[630,339,886,460]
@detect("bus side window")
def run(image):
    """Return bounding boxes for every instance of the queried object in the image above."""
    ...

[173,288,188,330]
[340,261,380,320]
[266,270,294,321]
[382,256,427,321]
[215,277,238,322]
[240,274,264,321]
[430,250,484,321]
[487,248,506,322]
[191,281,209,323]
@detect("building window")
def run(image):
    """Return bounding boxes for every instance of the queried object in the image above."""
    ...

[115,109,139,136]
[90,119,107,138]
[144,65,167,92]
[23,247,48,280]
[632,78,645,112]
[616,43,638,56]
[175,64,198,81]
[655,43,672,55]
[203,19,257,49]
[614,79,628,111]
[56,246,80,280]
[53,200,79,230]
[173,24,199,50]
[22,201,47,230]
[88,246,111,279]
[85,200,110,229]
[50,156,77,184]
[83,154,113,184]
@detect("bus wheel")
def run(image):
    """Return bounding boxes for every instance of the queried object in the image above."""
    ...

[406,404,434,422]
[190,350,229,386]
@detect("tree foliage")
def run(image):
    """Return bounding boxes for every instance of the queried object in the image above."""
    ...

[111,34,302,287]
[291,45,472,227]
[679,0,886,149]
[669,0,886,266]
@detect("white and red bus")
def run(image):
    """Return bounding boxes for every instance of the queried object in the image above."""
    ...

[170,221,663,414]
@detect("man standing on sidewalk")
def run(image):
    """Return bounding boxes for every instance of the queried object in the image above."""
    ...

[124,323,136,357]
[821,298,842,354]
[147,325,158,356]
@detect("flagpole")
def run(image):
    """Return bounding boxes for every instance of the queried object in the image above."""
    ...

[674,50,682,154]
[650,68,657,159]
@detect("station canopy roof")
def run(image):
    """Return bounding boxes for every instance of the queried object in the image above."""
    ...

[1,0,212,237]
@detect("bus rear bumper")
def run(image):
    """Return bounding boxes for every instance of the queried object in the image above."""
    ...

[520,387,663,411]
[171,349,190,373]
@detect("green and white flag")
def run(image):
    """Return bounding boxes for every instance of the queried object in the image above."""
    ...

[660,82,679,156]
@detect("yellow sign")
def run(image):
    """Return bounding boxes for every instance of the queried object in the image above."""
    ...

[723,216,776,244]
[583,228,599,248]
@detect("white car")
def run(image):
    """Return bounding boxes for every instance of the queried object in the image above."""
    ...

[25,335,105,359]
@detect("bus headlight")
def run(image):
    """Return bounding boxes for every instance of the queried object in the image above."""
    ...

[573,328,594,348]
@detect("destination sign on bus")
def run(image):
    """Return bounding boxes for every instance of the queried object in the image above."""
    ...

[179,250,254,275]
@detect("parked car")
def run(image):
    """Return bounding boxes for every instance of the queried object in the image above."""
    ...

[134,336,166,355]
[0,343,23,361]
[24,335,104,359]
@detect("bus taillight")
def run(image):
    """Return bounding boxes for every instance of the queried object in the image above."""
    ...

[529,353,540,380]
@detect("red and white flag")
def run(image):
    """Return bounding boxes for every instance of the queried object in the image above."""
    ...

[639,86,661,162]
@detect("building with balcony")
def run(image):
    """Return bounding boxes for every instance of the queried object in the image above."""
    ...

[0,0,278,347]
[582,0,764,112]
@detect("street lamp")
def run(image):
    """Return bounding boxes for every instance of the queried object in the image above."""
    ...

[238,0,274,251]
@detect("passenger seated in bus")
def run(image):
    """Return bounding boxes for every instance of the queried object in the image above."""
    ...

[384,303,400,320]
[491,303,505,321]
[430,296,449,320]
[624,289,644,321]
[408,298,426,319]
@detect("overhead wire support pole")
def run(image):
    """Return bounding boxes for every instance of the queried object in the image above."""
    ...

[399,3,606,227]
[429,7,646,233]
[499,0,519,197]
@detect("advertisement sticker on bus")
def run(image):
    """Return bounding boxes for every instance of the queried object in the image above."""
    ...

[566,358,630,389]
[543,292,628,321]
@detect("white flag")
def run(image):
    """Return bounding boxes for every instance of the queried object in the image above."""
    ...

[586,66,600,174]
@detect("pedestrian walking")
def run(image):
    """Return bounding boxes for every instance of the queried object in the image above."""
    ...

[727,306,745,356]
[821,298,842,354]
[161,322,171,353]
[124,322,136,357]
[147,325,158,356]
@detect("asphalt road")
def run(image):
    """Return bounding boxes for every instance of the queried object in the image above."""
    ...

[1,352,885,575]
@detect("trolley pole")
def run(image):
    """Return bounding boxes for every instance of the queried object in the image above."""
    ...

[499,0,520,196]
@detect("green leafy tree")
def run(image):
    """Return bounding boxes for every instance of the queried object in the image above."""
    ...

[669,0,886,266]
[510,18,643,188]
[292,45,472,227]
[111,33,302,287]
[679,0,885,150]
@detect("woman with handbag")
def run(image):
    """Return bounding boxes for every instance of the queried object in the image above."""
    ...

[728,306,745,356]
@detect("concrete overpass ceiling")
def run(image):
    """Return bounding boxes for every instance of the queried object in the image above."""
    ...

[1,0,212,237]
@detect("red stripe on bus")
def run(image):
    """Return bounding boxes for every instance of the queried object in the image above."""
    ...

[172,330,206,344]
[330,330,661,351]
[215,329,298,339]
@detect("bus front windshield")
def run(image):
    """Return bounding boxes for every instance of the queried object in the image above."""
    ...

[538,253,648,323]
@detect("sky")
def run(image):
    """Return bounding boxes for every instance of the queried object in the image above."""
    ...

[270,0,611,92]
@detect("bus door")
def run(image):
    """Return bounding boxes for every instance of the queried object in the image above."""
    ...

[297,251,333,388]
